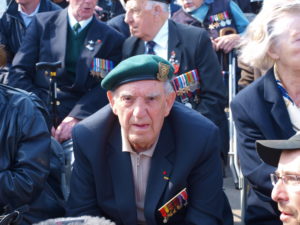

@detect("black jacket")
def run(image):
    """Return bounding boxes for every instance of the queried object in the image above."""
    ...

[0,84,64,225]
[0,0,61,64]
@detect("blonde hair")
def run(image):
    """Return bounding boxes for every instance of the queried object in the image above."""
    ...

[238,0,300,71]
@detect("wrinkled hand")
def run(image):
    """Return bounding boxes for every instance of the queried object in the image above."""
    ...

[213,34,241,54]
[52,116,80,143]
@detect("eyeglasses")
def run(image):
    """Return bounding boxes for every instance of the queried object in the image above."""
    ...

[270,173,300,186]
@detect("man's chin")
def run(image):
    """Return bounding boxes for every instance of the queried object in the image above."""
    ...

[129,138,154,152]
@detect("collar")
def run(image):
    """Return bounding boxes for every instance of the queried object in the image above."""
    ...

[121,128,157,157]
[190,3,209,23]
[18,2,40,16]
[67,7,93,32]
[145,19,169,51]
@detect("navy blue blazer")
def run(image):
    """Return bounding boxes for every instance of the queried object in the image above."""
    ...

[7,8,125,123]
[231,68,295,225]
[67,102,233,225]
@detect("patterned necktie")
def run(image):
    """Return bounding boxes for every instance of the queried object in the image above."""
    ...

[146,41,156,55]
[73,23,81,35]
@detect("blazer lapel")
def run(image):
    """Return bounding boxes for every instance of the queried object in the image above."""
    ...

[167,20,182,74]
[74,18,104,88]
[264,70,294,137]
[144,120,175,224]
[132,37,146,55]
[50,9,68,68]
[107,124,137,225]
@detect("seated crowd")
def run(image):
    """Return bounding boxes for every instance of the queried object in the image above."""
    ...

[2,0,300,225]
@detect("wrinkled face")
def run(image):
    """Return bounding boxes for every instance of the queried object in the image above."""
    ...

[107,80,175,152]
[124,0,156,40]
[177,0,204,12]
[268,13,300,72]
[271,150,300,225]
[68,0,98,21]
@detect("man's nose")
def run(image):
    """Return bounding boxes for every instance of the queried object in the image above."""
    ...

[271,180,289,203]
[133,100,147,118]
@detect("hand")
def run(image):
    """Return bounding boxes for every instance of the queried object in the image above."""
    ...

[52,116,80,143]
[214,34,241,54]
[210,38,218,52]
[94,5,103,18]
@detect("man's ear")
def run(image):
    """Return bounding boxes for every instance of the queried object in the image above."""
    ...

[164,91,176,117]
[267,44,280,60]
[107,91,118,115]
[153,4,161,15]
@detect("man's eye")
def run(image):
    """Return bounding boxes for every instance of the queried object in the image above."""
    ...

[146,96,157,102]
[121,96,132,102]
[285,175,300,185]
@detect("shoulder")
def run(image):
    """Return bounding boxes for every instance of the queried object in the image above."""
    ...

[92,18,125,40]
[35,8,62,21]
[169,20,210,43]
[73,105,116,139]
[41,0,62,11]
[167,102,221,160]
[169,20,206,34]
[169,102,219,136]
[0,84,44,116]
[232,71,271,105]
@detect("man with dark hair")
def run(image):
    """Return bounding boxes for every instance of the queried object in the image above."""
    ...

[67,54,233,225]
[256,133,300,225]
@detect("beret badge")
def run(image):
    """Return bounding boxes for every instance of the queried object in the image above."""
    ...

[157,62,170,82]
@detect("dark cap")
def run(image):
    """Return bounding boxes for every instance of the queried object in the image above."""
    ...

[256,133,300,167]
[124,0,171,4]
[101,54,174,90]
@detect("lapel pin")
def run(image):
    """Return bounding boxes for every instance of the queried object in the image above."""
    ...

[163,171,170,180]
[169,51,180,74]
[86,40,95,51]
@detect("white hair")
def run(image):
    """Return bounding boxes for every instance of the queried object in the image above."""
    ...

[238,0,300,71]
[145,0,169,12]
[164,80,175,94]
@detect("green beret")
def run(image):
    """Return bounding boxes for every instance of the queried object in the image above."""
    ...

[101,54,174,90]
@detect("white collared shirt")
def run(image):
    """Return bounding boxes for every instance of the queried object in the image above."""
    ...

[121,128,159,224]
[67,7,93,33]
[18,3,40,27]
[144,20,169,60]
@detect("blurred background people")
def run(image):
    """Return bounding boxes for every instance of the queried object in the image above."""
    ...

[6,0,124,143]
[172,0,249,54]
[231,0,300,224]
[0,0,61,67]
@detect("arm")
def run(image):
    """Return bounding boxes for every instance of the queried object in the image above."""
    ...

[0,96,51,208]
[7,17,48,102]
[185,127,229,224]
[212,1,249,53]
[195,30,227,125]
[231,99,275,196]
[66,125,102,216]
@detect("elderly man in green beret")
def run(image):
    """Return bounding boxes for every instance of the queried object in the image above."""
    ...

[66,54,233,225]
